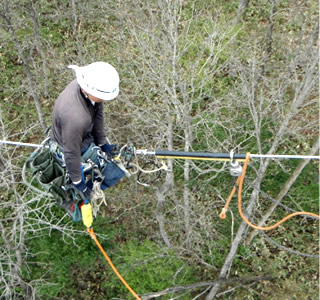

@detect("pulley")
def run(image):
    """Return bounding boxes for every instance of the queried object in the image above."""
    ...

[229,150,243,177]
[230,160,243,177]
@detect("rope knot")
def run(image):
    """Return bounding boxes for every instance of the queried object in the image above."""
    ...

[219,208,227,219]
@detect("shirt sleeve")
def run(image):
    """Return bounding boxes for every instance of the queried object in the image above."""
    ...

[92,103,107,145]
[60,116,84,182]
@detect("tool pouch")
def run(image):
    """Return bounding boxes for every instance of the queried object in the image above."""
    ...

[26,148,77,205]
[29,148,52,174]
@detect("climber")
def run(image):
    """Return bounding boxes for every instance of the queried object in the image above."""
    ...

[49,61,125,218]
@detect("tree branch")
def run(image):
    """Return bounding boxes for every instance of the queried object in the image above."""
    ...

[141,275,274,299]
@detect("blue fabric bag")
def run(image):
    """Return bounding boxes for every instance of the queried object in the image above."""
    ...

[81,143,125,190]
[100,160,125,190]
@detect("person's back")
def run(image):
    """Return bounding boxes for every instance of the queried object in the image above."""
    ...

[51,79,106,182]
[49,62,125,226]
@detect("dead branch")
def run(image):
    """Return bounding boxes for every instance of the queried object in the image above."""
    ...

[141,275,274,299]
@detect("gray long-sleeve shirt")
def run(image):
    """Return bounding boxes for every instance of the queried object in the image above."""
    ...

[50,79,107,182]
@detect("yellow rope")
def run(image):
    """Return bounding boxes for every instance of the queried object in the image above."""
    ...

[156,155,245,162]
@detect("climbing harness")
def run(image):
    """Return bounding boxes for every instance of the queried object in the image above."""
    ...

[20,138,123,222]
[16,138,167,222]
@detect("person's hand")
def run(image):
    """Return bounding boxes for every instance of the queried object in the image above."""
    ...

[73,179,92,203]
[100,143,120,157]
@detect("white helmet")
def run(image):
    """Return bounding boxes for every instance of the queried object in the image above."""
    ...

[68,62,119,101]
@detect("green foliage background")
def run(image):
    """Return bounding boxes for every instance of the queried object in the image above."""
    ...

[0,0,318,299]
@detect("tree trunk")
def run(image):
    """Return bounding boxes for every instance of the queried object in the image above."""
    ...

[233,0,249,26]
[205,168,266,300]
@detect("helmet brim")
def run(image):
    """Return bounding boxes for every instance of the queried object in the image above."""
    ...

[72,64,120,101]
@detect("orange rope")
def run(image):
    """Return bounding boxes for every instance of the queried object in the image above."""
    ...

[220,152,320,230]
[219,177,240,219]
[87,227,141,300]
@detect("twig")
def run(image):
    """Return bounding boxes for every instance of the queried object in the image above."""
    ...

[140,275,274,299]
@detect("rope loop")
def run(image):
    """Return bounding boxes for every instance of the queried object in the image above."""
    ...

[221,152,320,230]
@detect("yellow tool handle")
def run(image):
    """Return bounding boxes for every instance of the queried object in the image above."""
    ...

[81,203,93,228]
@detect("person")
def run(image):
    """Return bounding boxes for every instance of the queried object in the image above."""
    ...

[49,62,125,221]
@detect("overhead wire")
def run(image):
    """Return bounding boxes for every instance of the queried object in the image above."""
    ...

[2,140,320,160]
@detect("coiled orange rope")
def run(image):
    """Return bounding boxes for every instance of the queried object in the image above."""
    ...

[87,227,141,300]
[220,152,320,230]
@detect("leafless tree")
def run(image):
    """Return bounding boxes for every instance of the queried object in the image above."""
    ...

[101,1,319,298]
[112,0,242,255]
[205,4,319,299]
[0,0,46,132]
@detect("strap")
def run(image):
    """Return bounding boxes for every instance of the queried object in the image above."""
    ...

[72,203,82,222]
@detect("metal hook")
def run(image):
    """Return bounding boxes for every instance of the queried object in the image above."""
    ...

[230,149,234,163]
[229,149,243,177]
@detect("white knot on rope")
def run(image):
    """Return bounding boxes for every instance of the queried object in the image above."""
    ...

[91,180,107,218]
